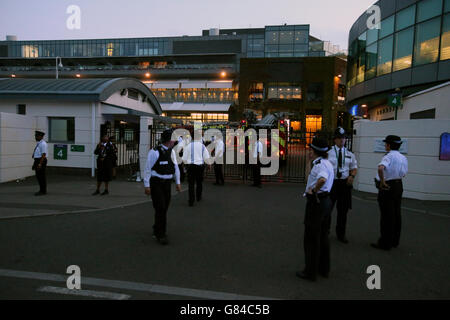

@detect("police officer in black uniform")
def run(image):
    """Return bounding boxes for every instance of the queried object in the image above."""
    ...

[328,128,358,243]
[144,129,181,245]
[297,137,335,282]
[32,131,48,196]
[372,135,408,251]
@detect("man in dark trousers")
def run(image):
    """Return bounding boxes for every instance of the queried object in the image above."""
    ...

[297,137,334,282]
[32,131,48,196]
[182,130,210,207]
[328,128,358,243]
[212,136,225,186]
[372,135,408,251]
[144,129,181,245]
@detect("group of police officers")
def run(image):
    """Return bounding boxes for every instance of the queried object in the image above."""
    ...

[31,126,409,280]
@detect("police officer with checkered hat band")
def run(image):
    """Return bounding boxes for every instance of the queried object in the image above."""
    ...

[144,129,181,246]
[32,131,48,196]
[372,135,408,251]
[297,137,334,282]
[328,127,358,244]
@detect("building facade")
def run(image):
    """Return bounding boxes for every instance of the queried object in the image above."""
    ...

[347,0,450,119]
[0,24,346,128]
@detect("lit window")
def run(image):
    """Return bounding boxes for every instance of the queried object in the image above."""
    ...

[414,17,441,66]
[393,27,414,71]
[441,13,450,60]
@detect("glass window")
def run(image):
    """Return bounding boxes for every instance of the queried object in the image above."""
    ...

[379,16,395,39]
[377,35,394,75]
[446,0,450,12]
[307,83,324,102]
[294,30,308,43]
[394,27,414,71]
[417,0,443,23]
[278,44,294,52]
[279,31,294,44]
[265,45,278,53]
[49,118,75,143]
[365,42,378,80]
[294,44,308,52]
[396,5,416,31]
[441,14,450,60]
[367,28,378,45]
[414,17,441,66]
[265,31,279,45]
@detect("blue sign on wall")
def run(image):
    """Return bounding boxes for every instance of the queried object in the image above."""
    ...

[440,133,450,161]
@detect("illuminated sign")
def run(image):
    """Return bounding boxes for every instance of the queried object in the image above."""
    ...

[440,133,450,161]
[350,105,358,116]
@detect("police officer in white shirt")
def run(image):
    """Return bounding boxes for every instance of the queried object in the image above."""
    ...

[252,138,264,188]
[297,137,334,282]
[328,127,358,244]
[144,129,181,245]
[32,131,48,196]
[182,130,211,207]
[372,135,408,251]
[212,136,225,186]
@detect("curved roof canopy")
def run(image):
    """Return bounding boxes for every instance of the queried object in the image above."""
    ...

[0,78,162,115]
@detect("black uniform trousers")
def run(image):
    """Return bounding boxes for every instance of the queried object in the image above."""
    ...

[252,162,262,186]
[330,179,353,238]
[377,180,403,249]
[150,177,172,238]
[214,162,224,185]
[303,194,332,278]
[188,164,205,204]
[33,158,47,194]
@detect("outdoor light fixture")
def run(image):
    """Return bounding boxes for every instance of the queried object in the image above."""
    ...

[145,72,151,78]
[76,74,81,78]
[338,74,342,78]
[220,71,227,78]
[11,74,16,78]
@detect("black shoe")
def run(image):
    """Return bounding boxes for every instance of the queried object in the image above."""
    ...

[296,271,316,282]
[92,190,100,196]
[34,191,46,196]
[197,197,202,202]
[371,243,391,251]
[337,237,349,244]
[319,272,329,279]
[101,190,109,196]
[157,237,169,245]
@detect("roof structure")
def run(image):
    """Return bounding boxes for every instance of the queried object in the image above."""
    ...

[0,78,162,114]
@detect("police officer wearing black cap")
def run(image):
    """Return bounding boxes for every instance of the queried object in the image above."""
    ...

[32,131,48,196]
[144,129,181,245]
[328,127,358,243]
[372,135,408,251]
[297,137,335,282]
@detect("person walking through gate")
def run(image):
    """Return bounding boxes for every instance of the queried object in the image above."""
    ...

[32,131,48,196]
[372,135,408,251]
[182,130,210,207]
[212,136,225,186]
[252,136,264,188]
[328,127,358,244]
[144,129,181,245]
[297,137,334,282]
[93,135,116,195]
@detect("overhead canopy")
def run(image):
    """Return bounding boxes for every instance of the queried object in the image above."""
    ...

[0,78,162,115]
[161,102,231,112]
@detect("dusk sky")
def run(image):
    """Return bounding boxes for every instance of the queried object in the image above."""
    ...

[0,0,376,49]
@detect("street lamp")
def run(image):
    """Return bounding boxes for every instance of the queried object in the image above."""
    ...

[55,57,63,79]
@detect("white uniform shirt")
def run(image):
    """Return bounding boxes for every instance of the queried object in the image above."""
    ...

[33,140,48,159]
[182,141,210,165]
[144,145,181,188]
[376,150,408,181]
[304,157,335,195]
[327,145,358,180]
[214,139,225,158]
[253,141,264,159]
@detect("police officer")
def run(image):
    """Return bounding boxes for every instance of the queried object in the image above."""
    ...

[212,136,225,186]
[328,127,358,244]
[182,130,211,207]
[372,135,408,251]
[32,131,48,196]
[252,137,264,188]
[297,137,334,282]
[144,129,181,245]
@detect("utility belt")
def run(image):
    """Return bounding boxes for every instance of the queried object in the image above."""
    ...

[150,176,173,184]
[374,178,402,190]
[306,192,330,203]
[32,157,47,170]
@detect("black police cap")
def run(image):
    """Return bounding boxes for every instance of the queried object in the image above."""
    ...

[309,137,330,153]
[334,127,346,138]
[161,129,173,143]
[35,131,45,137]
[383,135,403,145]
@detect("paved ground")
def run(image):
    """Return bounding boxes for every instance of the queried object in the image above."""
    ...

[0,175,449,300]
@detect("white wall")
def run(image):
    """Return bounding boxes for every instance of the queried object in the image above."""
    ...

[0,113,36,183]
[139,116,153,180]
[353,119,450,201]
